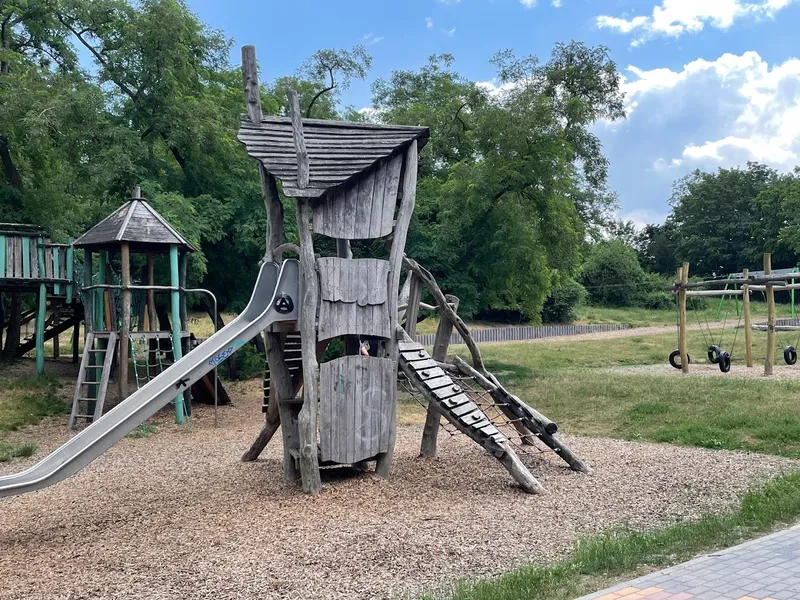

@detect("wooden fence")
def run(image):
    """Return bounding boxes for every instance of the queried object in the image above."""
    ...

[414,323,630,346]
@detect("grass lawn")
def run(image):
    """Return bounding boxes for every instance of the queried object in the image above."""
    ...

[0,374,68,462]
[574,299,777,328]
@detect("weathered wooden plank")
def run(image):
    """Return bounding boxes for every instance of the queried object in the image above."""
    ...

[368,159,387,238]
[408,358,438,371]
[382,153,404,233]
[341,178,359,239]
[416,366,446,381]
[0,235,5,278]
[440,393,471,409]
[452,401,479,418]
[422,375,453,390]
[13,237,22,278]
[433,384,465,400]
[401,349,430,362]
[21,237,30,278]
[354,168,376,239]
[45,243,53,279]
[398,341,424,352]
[287,90,309,188]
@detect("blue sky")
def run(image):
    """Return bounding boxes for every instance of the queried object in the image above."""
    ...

[188,0,800,227]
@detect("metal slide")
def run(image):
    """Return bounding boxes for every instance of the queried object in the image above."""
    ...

[0,259,300,499]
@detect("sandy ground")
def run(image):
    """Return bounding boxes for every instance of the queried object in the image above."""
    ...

[610,361,800,379]
[0,373,797,600]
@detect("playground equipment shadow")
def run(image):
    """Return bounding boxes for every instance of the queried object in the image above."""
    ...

[0,374,797,600]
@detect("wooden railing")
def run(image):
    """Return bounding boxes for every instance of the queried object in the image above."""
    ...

[0,233,77,298]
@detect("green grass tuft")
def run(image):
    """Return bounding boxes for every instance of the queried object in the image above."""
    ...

[0,442,38,462]
[0,375,68,432]
[126,423,159,439]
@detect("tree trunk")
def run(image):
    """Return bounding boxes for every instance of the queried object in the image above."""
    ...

[0,135,23,200]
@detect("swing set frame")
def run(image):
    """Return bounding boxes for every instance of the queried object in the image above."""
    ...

[671,254,798,376]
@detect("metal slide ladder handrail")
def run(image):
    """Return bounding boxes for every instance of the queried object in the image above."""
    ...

[0,259,300,498]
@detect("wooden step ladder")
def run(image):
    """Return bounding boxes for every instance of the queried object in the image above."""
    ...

[69,331,118,429]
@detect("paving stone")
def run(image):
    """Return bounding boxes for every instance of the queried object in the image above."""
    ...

[576,525,800,600]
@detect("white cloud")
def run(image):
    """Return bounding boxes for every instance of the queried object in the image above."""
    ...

[362,33,384,45]
[552,0,562,6]
[358,107,383,122]
[438,0,462,3]
[443,26,457,36]
[475,79,519,98]
[621,51,800,168]
[597,0,797,45]
[618,209,669,229]
[520,0,537,7]
[425,17,434,28]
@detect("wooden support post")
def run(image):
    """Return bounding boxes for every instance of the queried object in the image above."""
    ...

[765,253,776,376]
[377,140,419,478]
[72,320,79,363]
[288,89,320,493]
[743,268,753,368]
[66,237,74,304]
[170,245,185,422]
[296,198,322,493]
[420,294,459,458]
[119,242,131,401]
[678,262,689,374]
[336,239,352,260]
[403,273,422,338]
[35,239,46,375]
[104,261,115,330]
[52,322,59,358]
[96,250,106,332]
[146,253,156,330]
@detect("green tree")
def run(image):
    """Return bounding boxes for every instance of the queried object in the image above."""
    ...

[580,240,648,307]
[669,162,777,276]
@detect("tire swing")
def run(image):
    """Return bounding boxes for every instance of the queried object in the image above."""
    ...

[784,346,797,365]
[669,350,691,370]
[717,351,731,373]
[707,345,722,364]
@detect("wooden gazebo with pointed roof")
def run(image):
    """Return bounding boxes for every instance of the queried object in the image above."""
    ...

[71,188,194,427]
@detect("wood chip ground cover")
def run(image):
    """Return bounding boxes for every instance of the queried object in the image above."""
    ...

[0,378,796,600]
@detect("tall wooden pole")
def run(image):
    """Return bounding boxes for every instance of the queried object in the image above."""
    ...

[289,89,321,493]
[119,242,131,400]
[420,294,459,458]
[678,262,689,374]
[146,253,156,330]
[179,251,191,413]
[743,268,753,367]
[765,253,776,376]
[377,140,419,478]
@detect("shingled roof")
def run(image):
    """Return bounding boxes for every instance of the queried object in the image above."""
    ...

[237,116,430,198]
[74,200,196,253]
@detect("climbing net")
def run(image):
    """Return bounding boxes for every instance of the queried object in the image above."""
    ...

[397,369,554,457]
[129,334,170,389]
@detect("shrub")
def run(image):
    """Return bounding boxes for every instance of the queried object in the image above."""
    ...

[541,279,587,323]
[221,343,264,381]
[580,240,648,307]
[639,273,674,310]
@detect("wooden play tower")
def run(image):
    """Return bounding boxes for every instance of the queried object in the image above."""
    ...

[70,189,196,427]
[237,45,590,495]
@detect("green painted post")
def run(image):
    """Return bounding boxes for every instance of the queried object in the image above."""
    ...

[22,237,30,278]
[53,245,60,295]
[170,245,185,423]
[0,235,6,278]
[66,238,74,304]
[36,240,46,375]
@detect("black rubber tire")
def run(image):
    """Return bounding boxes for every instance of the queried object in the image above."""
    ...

[707,345,722,364]
[669,350,691,370]
[718,351,731,373]
[784,346,797,366]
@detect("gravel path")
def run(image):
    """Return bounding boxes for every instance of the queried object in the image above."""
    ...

[0,380,797,600]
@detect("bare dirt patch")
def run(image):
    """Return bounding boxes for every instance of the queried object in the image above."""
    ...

[0,380,796,600]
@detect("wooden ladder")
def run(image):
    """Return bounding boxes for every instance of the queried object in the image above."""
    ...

[69,331,118,429]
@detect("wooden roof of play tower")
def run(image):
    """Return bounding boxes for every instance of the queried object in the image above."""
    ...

[237,116,430,198]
